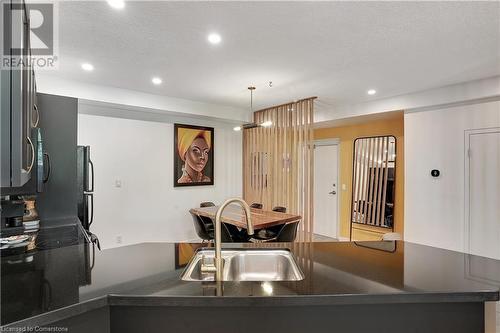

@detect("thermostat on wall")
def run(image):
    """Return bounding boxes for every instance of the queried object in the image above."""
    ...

[431,169,440,177]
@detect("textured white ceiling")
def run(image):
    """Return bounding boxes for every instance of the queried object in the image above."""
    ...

[47,1,500,115]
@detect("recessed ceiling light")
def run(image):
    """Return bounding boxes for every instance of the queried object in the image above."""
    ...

[151,77,162,85]
[207,33,222,45]
[233,126,242,131]
[367,89,377,95]
[260,121,273,128]
[81,63,94,71]
[107,0,125,9]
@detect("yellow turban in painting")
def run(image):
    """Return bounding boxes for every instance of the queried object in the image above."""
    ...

[177,128,211,161]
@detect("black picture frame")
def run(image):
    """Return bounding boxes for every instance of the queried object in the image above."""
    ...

[173,123,214,187]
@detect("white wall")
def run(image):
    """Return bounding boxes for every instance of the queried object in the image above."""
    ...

[78,113,242,249]
[404,100,500,252]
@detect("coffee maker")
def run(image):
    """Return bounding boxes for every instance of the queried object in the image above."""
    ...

[0,198,25,238]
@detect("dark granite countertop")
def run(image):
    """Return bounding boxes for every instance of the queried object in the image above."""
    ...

[2,241,499,327]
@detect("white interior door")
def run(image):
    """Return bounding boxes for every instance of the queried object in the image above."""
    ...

[467,129,500,260]
[314,144,339,238]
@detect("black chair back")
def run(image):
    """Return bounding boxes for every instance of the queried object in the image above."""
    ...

[199,215,214,232]
[220,223,236,242]
[250,203,263,209]
[191,212,233,242]
[272,206,287,213]
[223,223,248,242]
[200,202,215,208]
[190,212,212,241]
[276,221,299,242]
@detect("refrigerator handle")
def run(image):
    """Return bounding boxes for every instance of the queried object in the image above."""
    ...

[88,159,95,192]
[88,193,94,227]
[43,153,51,183]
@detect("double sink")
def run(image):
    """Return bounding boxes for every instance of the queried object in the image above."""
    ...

[181,248,305,282]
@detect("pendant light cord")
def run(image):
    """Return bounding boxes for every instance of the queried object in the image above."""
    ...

[248,86,256,113]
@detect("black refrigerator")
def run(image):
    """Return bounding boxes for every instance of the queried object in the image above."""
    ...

[35,93,80,249]
[77,146,93,230]
[77,146,100,248]
[34,93,100,249]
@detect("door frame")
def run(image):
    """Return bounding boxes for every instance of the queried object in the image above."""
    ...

[464,127,500,255]
[313,138,341,239]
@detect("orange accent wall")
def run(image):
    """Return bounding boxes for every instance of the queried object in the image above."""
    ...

[314,115,404,240]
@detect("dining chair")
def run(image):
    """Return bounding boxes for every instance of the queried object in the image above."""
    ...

[199,215,214,233]
[198,216,236,242]
[200,202,215,208]
[190,212,234,243]
[251,221,300,243]
[276,221,300,242]
[223,223,248,242]
[190,211,213,243]
[255,206,287,239]
[250,203,263,209]
[272,206,287,213]
[218,223,234,242]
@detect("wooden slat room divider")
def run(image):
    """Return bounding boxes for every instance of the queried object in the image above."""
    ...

[243,97,315,241]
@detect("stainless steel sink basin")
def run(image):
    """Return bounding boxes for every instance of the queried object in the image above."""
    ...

[180,248,304,282]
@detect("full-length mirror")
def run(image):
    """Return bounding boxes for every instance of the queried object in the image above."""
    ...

[350,136,396,235]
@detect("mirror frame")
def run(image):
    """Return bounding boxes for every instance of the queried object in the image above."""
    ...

[349,135,397,240]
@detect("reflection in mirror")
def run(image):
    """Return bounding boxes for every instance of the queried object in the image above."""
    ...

[354,241,397,253]
[351,136,396,231]
[175,243,204,269]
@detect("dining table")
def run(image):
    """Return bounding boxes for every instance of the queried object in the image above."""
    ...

[189,205,302,230]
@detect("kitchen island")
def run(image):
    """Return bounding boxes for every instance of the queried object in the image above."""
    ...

[1,241,499,332]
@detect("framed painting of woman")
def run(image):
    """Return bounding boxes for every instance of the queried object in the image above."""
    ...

[174,124,214,187]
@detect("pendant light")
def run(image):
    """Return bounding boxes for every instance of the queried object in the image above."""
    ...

[248,86,255,112]
[233,86,272,131]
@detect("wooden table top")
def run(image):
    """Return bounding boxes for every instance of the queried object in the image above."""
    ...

[190,205,302,229]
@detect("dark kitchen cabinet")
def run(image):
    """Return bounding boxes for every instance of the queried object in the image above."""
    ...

[35,93,78,221]
[1,0,39,190]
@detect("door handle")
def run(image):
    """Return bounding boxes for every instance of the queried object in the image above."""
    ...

[87,193,94,227]
[329,191,336,195]
[43,153,51,183]
[88,159,95,192]
[26,136,35,173]
[32,104,40,127]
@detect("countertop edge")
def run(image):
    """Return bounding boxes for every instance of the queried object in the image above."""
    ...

[108,291,500,307]
[3,291,498,328]
[1,296,109,329]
